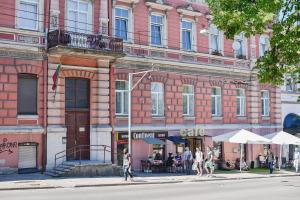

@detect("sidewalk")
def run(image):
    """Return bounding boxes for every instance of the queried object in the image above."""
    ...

[0,170,299,191]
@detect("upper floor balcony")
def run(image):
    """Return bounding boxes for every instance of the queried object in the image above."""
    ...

[47,30,124,57]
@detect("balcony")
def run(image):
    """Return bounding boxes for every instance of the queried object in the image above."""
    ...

[47,30,124,56]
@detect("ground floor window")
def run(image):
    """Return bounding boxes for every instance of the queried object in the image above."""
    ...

[213,142,223,160]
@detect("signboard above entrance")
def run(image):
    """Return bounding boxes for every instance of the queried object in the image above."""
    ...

[180,127,205,137]
[117,131,168,141]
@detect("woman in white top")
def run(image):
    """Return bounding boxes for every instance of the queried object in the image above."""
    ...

[195,148,203,176]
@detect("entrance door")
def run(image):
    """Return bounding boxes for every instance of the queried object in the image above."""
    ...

[187,138,203,156]
[65,78,90,160]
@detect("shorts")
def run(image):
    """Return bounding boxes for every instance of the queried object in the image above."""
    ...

[205,161,214,169]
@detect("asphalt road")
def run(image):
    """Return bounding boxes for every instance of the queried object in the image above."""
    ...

[1,176,300,200]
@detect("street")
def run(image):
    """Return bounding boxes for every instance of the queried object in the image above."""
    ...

[0,176,299,200]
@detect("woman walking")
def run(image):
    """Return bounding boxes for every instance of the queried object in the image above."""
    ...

[123,148,134,181]
[195,148,203,176]
[204,146,214,177]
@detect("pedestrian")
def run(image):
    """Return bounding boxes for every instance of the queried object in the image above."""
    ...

[195,147,203,176]
[266,150,275,174]
[204,146,214,177]
[183,147,193,175]
[293,147,300,173]
[123,148,133,181]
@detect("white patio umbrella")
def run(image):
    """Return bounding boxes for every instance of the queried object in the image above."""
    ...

[264,131,300,170]
[213,129,271,172]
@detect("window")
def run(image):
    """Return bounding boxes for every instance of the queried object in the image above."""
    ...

[151,82,164,116]
[285,75,297,92]
[150,14,164,46]
[210,25,221,54]
[183,85,194,116]
[181,21,193,51]
[17,0,38,30]
[211,87,221,116]
[115,8,129,41]
[259,36,268,56]
[67,0,91,33]
[115,81,128,115]
[236,89,246,116]
[18,74,37,115]
[235,34,246,58]
[261,90,270,116]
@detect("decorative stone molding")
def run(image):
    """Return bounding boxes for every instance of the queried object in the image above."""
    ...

[145,0,173,12]
[61,69,95,79]
[209,78,227,87]
[100,18,109,36]
[181,77,197,85]
[114,0,139,5]
[116,73,128,80]
[50,10,60,30]
[148,74,168,83]
[177,4,202,19]
[15,64,43,75]
[230,80,250,89]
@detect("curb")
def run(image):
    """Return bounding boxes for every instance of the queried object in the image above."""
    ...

[0,174,299,191]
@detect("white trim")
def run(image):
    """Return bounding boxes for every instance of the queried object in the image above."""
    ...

[182,84,194,116]
[0,126,44,134]
[145,2,173,11]
[234,33,248,59]
[259,35,270,57]
[261,90,270,116]
[211,87,222,116]
[151,82,164,116]
[209,24,224,55]
[236,88,246,116]
[17,115,39,119]
[115,80,129,115]
[61,65,99,71]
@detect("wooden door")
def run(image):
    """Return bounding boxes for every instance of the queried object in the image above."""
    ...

[65,78,90,160]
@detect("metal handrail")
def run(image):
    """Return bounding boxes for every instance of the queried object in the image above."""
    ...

[54,144,111,167]
[48,29,123,53]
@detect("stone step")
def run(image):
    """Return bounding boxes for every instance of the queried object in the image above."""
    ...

[44,171,60,177]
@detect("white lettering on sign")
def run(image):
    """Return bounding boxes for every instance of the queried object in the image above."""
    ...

[79,127,85,132]
[133,132,155,139]
[180,128,205,137]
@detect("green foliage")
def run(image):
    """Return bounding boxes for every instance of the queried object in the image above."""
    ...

[206,0,300,86]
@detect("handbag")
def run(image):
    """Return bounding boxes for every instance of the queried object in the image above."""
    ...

[192,162,198,170]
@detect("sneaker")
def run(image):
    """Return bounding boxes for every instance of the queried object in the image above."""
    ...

[130,177,134,182]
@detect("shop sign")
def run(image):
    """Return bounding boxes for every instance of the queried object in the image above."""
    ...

[117,131,168,141]
[180,127,205,137]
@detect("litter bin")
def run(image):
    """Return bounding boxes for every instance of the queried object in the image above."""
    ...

[250,161,255,169]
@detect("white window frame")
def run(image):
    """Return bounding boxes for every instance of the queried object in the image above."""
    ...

[236,88,246,116]
[259,35,269,57]
[183,85,194,116]
[151,82,164,116]
[113,6,133,42]
[261,90,270,116]
[285,75,298,92]
[65,0,93,33]
[209,25,223,55]
[234,33,247,58]
[115,80,128,115]
[211,87,222,116]
[180,19,196,51]
[149,13,166,47]
[16,0,41,31]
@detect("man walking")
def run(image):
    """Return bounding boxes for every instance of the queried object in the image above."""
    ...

[183,147,193,175]
[123,148,134,181]
[294,147,300,173]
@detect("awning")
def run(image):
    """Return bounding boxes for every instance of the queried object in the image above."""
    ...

[143,137,165,145]
[167,136,186,144]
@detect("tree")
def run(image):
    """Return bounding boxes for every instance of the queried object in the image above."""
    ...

[206,0,300,87]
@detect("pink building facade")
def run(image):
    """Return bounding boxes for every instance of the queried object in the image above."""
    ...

[0,0,48,174]
[110,0,282,170]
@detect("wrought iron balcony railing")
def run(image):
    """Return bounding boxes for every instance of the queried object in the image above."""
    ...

[48,30,123,53]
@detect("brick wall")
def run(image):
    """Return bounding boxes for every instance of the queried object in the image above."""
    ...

[0,57,45,126]
[111,67,280,127]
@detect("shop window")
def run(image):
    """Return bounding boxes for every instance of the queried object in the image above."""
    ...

[17,0,39,30]
[211,87,222,116]
[115,80,128,115]
[261,90,270,116]
[236,88,246,116]
[18,74,38,115]
[151,82,164,116]
[183,85,194,116]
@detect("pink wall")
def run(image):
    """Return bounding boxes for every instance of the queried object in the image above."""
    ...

[0,134,43,169]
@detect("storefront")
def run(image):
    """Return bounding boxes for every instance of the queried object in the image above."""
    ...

[116,131,168,168]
